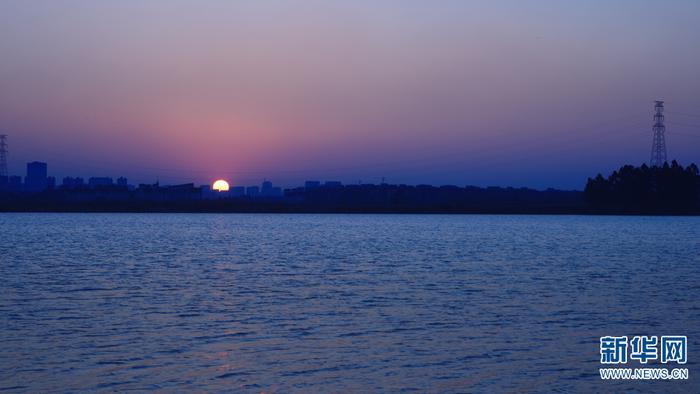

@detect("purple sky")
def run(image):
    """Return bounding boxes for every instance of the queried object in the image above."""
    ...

[1,0,700,189]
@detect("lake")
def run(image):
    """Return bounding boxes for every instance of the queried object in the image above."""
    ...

[1,214,698,392]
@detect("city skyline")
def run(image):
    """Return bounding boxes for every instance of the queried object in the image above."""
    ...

[1,158,294,193]
[2,1,700,189]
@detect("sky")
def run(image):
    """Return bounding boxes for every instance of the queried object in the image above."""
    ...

[1,0,699,189]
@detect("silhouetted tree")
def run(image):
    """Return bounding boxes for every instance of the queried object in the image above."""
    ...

[585,161,700,213]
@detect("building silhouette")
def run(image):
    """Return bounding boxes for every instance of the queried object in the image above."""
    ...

[305,181,320,189]
[88,177,114,188]
[259,180,282,197]
[8,176,21,191]
[261,180,273,195]
[5,157,655,214]
[246,185,260,197]
[230,186,245,197]
[24,161,48,192]
[62,177,85,189]
[0,175,22,191]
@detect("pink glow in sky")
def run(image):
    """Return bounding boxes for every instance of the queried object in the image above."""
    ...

[1,1,700,189]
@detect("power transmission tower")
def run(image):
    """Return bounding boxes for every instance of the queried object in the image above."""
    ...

[0,134,7,177]
[650,101,667,167]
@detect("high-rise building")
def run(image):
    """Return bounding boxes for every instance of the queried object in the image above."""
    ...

[24,161,48,192]
[200,184,212,199]
[261,180,273,196]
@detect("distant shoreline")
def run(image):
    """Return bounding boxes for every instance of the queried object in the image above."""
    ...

[4,162,700,215]
[2,201,698,216]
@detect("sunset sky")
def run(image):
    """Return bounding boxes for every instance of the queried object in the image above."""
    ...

[1,0,699,189]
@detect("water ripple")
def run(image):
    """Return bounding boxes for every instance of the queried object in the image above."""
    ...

[0,213,699,392]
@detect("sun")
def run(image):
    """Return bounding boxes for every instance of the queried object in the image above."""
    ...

[212,179,230,192]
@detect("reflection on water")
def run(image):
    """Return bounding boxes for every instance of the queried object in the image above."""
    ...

[0,214,698,392]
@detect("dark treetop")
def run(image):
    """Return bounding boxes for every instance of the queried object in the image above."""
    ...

[585,161,700,214]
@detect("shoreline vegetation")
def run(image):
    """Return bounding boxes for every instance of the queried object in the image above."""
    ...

[2,162,699,215]
[584,161,699,215]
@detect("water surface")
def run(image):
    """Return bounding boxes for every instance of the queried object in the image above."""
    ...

[1,214,698,392]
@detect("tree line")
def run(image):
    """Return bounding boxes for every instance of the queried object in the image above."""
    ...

[585,161,700,213]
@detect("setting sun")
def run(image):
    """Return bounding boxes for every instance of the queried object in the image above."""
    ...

[212,179,229,192]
